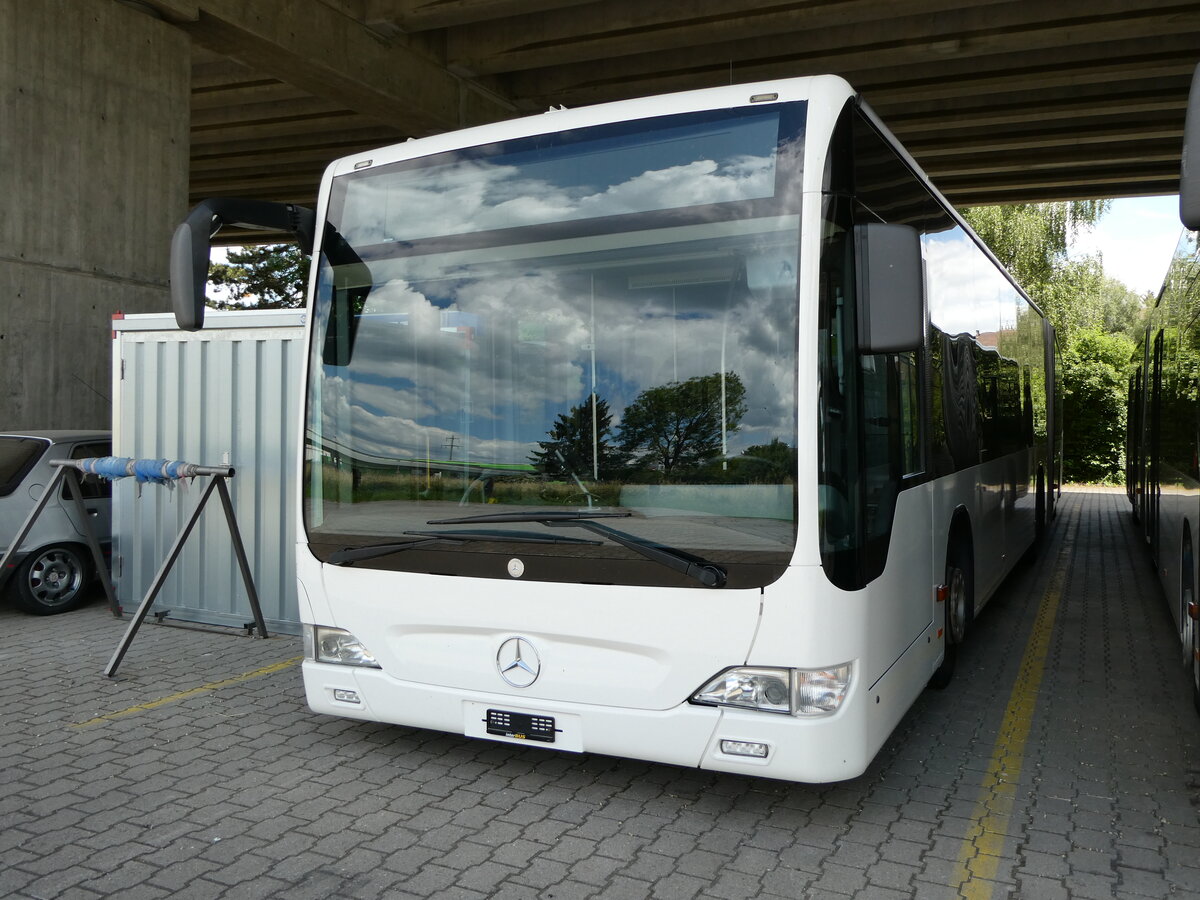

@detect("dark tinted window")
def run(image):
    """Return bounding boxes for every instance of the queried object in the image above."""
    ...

[63,442,113,500]
[0,438,48,497]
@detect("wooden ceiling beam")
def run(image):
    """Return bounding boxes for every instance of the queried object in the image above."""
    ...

[190,112,382,145]
[925,140,1183,179]
[370,0,596,33]
[944,166,1181,207]
[887,94,1187,135]
[142,0,518,134]
[189,126,400,160]
[156,0,1200,208]
[904,118,1183,158]
[191,81,308,110]
[448,0,1016,76]
[504,4,1200,104]
[190,98,350,130]
[857,54,1200,111]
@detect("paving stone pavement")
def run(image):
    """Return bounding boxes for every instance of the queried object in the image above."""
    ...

[1,487,1199,899]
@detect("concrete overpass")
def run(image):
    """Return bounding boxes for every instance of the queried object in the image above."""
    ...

[3,0,1200,428]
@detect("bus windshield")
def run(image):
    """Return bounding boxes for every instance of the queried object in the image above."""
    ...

[304,103,806,589]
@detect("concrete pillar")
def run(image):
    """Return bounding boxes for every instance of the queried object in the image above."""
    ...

[0,0,189,429]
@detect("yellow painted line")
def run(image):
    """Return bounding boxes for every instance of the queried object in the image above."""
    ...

[951,517,1076,898]
[71,656,304,728]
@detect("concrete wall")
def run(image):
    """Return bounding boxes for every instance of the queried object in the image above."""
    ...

[0,0,189,430]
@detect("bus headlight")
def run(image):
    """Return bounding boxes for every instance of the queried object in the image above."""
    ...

[691,664,852,716]
[692,667,794,714]
[308,625,381,668]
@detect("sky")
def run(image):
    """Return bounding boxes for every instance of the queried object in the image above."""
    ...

[1068,194,1184,296]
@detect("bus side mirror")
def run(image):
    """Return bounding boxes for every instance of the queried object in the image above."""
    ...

[169,198,316,331]
[170,204,216,331]
[1181,61,1200,230]
[854,222,925,353]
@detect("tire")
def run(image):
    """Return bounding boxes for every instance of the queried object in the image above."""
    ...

[1035,468,1046,544]
[8,545,90,615]
[1184,533,1200,714]
[929,537,973,689]
[1190,582,1200,716]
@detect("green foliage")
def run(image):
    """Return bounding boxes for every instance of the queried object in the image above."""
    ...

[529,397,627,480]
[208,243,309,309]
[962,200,1110,343]
[1037,256,1104,342]
[617,372,747,478]
[727,438,797,483]
[1060,328,1136,483]
[1096,277,1152,339]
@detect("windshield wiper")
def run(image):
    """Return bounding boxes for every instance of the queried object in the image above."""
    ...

[327,536,465,566]
[427,512,726,587]
[326,529,601,566]
[429,510,631,525]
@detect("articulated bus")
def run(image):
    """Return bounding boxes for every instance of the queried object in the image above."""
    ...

[1127,63,1200,713]
[172,75,1058,782]
[1128,228,1200,710]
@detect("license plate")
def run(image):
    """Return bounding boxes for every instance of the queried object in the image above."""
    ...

[485,709,556,743]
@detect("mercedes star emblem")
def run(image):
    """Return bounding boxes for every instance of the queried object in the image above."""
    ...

[496,636,541,688]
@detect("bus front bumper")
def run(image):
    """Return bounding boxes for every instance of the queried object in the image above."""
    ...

[303,660,874,783]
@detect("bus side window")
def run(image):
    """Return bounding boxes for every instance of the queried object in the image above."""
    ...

[898,350,922,476]
[859,349,923,537]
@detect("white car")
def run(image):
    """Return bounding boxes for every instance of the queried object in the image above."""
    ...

[0,431,112,614]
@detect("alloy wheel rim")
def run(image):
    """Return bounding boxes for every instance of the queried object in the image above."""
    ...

[28,550,83,605]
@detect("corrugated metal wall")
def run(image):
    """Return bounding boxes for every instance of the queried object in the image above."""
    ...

[111,311,305,633]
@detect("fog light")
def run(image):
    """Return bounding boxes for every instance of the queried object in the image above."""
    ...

[721,740,769,758]
[333,689,361,704]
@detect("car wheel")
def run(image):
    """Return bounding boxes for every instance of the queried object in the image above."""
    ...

[9,545,90,615]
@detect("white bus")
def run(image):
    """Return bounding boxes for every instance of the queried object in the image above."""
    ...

[1127,62,1200,712]
[172,75,1056,782]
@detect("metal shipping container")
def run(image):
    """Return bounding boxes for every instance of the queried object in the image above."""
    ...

[111,310,305,633]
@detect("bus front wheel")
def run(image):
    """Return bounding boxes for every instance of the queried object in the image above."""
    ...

[1183,531,1200,714]
[930,539,973,690]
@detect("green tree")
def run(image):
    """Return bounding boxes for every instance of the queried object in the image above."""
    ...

[208,243,309,309]
[617,372,747,478]
[1096,277,1151,340]
[1037,256,1105,341]
[1061,328,1136,483]
[530,397,625,480]
[962,200,1109,343]
[728,438,797,482]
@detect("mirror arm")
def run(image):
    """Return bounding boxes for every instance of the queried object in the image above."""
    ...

[169,198,316,331]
